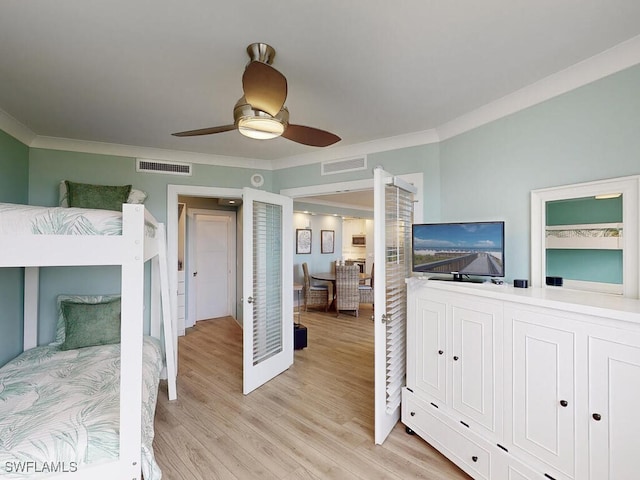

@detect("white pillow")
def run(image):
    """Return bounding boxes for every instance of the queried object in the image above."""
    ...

[59,180,147,207]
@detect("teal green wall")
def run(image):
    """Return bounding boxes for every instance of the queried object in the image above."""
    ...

[546,250,623,284]
[28,149,274,223]
[439,64,640,280]
[273,143,442,221]
[545,196,623,284]
[0,130,29,203]
[27,148,273,340]
[2,62,640,360]
[546,196,623,225]
[0,130,29,366]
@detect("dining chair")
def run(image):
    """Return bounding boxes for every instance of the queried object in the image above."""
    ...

[335,264,360,317]
[359,262,374,305]
[302,262,330,312]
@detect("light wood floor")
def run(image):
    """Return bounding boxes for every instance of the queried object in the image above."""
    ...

[154,304,470,480]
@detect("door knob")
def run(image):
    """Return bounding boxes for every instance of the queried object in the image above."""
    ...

[592,413,602,421]
[247,296,254,304]
[560,400,568,407]
[193,271,198,277]
[453,355,459,361]
[438,350,444,355]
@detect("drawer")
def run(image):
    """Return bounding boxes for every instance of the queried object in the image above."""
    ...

[492,448,542,480]
[403,389,491,479]
[177,280,186,295]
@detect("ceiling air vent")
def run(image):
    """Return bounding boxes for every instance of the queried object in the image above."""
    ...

[136,158,192,176]
[321,156,367,175]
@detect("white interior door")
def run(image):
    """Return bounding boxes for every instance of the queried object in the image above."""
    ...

[242,187,293,395]
[373,167,416,444]
[194,212,235,321]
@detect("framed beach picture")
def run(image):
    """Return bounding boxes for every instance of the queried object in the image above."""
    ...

[321,230,335,254]
[296,228,312,254]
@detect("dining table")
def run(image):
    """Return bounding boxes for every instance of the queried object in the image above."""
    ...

[311,271,372,310]
[311,271,371,283]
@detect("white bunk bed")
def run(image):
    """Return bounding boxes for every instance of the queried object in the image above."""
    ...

[0,202,177,480]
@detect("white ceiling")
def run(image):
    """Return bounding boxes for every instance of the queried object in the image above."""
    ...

[1,1,640,165]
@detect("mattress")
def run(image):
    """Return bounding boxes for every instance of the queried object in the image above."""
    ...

[0,337,163,479]
[0,203,155,237]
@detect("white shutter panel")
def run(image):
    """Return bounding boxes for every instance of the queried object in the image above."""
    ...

[252,201,283,364]
[383,184,414,414]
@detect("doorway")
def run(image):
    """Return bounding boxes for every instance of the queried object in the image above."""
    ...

[168,185,244,337]
[186,209,236,328]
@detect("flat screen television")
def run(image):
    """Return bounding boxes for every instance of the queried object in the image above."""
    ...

[412,221,505,281]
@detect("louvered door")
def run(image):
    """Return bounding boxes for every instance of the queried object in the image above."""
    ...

[373,167,416,444]
[242,188,293,395]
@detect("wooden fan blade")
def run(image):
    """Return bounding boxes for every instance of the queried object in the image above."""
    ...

[282,124,341,147]
[172,125,237,137]
[242,61,287,117]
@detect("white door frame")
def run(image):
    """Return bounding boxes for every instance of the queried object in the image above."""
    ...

[167,185,243,336]
[186,208,236,327]
[279,173,423,223]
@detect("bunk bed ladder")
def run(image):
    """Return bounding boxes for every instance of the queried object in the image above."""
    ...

[152,223,177,400]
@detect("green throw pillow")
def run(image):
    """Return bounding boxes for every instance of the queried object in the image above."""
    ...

[60,297,121,350]
[65,180,132,211]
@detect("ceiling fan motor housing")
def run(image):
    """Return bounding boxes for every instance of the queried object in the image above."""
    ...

[246,43,276,65]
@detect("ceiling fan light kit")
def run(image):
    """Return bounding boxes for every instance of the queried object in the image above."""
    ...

[238,117,284,140]
[172,43,340,147]
[234,96,288,140]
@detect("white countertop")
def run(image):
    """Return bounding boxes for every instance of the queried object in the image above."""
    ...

[406,276,640,323]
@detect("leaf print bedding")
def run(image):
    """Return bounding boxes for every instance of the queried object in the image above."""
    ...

[0,203,156,237]
[0,337,163,479]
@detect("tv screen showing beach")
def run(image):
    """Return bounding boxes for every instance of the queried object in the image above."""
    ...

[412,222,504,277]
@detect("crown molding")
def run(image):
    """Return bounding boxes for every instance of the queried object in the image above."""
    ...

[271,129,440,170]
[2,35,639,170]
[0,109,36,145]
[29,136,270,169]
[273,35,640,169]
[437,34,640,141]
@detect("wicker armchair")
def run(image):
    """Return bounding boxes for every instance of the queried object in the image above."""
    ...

[359,263,374,305]
[302,262,330,312]
[335,264,360,317]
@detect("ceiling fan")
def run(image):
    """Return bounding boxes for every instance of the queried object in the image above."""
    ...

[172,43,341,147]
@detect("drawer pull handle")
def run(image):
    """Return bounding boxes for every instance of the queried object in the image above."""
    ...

[410,411,416,417]
[472,456,478,462]
[593,413,602,421]
[453,355,459,361]
[438,350,444,355]
[560,400,568,407]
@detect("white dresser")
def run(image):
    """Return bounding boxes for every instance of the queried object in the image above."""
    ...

[403,277,640,480]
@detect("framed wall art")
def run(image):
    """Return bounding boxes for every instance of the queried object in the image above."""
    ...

[296,228,312,254]
[321,230,335,254]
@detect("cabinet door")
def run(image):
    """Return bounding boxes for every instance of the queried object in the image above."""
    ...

[589,337,640,480]
[451,299,503,439]
[410,296,447,403]
[511,312,575,478]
